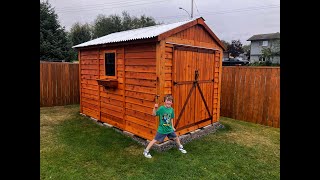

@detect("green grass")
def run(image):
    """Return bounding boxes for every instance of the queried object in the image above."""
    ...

[40,105,280,180]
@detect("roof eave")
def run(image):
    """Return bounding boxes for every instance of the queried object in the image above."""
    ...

[247,37,280,41]
[73,37,158,50]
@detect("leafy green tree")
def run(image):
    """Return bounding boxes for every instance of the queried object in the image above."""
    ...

[246,49,251,60]
[92,14,122,38]
[242,44,251,60]
[242,44,250,53]
[92,11,158,38]
[122,11,133,31]
[69,22,92,46]
[40,0,72,61]
[227,40,244,58]
[221,40,230,52]
[260,39,280,64]
[136,14,157,28]
[68,22,92,60]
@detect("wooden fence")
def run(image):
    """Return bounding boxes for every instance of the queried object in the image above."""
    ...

[40,62,80,107]
[220,66,280,128]
[40,62,280,128]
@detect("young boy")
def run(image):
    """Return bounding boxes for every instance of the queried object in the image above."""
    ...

[143,95,187,158]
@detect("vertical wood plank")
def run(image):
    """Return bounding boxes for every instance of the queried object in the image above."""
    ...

[122,47,126,130]
[98,48,101,120]
[79,50,82,112]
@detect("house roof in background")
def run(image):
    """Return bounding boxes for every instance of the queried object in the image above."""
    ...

[247,32,280,41]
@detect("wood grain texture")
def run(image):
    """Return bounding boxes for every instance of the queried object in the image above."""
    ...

[40,62,80,107]
[220,67,280,128]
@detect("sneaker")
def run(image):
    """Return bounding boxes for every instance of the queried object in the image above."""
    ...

[178,145,187,154]
[143,149,152,158]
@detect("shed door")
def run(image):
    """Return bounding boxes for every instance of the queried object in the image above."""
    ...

[172,45,215,132]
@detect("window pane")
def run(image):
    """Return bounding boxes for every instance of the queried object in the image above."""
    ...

[106,53,115,64]
[105,53,115,76]
[262,41,268,46]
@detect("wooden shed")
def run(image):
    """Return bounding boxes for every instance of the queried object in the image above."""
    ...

[73,17,226,141]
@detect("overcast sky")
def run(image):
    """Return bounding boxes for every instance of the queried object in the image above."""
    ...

[46,0,280,45]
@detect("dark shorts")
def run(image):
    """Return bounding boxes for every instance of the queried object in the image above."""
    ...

[154,131,177,142]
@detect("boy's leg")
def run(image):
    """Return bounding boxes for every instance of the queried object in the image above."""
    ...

[145,139,157,151]
[175,137,187,153]
[143,132,166,158]
[143,139,157,158]
[174,136,182,147]
[167,132,181,146]
[168,132,187,153]
[146,132,166,151]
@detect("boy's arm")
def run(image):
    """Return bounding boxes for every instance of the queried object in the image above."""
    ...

[152,107,157,116]
[152,104,159,116]
[171,118,175,131]
[172,110,175,131]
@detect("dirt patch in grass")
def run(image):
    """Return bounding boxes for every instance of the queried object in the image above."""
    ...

[40,105,80,153]
[215,117,280,158]
[40,105,79,127]
[124,145,142,156]
[223,130,275,147]
[219,117,278,144]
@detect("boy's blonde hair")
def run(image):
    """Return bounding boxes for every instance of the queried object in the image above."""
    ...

[164,94,173,102]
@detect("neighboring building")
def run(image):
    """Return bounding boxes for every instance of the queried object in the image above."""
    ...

[247,32,280,63]
[238,53,248,61]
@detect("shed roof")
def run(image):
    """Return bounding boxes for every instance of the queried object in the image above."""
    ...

[247,32,280,41]
[73,17,225,50]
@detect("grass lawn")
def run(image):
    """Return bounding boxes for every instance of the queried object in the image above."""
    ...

[40,105,279,180]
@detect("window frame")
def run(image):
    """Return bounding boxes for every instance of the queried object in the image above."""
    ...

[259,56,266,62]
[262,40,268,46]
[104,50,117,79]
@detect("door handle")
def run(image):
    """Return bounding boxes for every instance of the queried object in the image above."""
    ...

[195,70,199,81]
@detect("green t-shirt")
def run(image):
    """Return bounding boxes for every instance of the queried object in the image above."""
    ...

[156,105,175,134]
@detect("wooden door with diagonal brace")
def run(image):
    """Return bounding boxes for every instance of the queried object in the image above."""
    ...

[172,45,215,134]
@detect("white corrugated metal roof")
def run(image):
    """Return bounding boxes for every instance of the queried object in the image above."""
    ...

[73,18,197,48]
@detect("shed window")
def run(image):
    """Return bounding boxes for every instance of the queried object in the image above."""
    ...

[105,52,116,76]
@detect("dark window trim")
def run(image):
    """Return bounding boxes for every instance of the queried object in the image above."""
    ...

[104,50,117,78]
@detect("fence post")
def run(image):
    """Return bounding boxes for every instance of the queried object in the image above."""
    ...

[232,65,240,119]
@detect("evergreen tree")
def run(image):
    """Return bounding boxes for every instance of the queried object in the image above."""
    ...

[40,1,72,61]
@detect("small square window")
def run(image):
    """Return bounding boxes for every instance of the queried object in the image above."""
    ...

[262,41,268,46]
[259,57,266,62]
[105,52,116,76]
